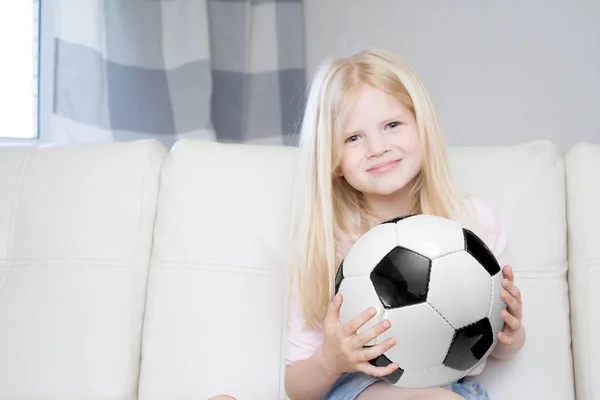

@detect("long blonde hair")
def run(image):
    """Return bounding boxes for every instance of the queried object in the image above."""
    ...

[287,49,467,329]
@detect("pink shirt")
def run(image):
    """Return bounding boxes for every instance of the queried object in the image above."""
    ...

[285,196,509,377]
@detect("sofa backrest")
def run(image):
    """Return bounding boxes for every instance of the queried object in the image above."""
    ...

[565,143,600,400]
[0,141,166,398]
[137,140,299,399]
[0,138,580,399]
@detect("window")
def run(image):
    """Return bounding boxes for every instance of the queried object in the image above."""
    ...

[0,0,52,142]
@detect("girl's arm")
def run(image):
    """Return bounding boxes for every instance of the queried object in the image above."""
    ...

[284,347,341,400]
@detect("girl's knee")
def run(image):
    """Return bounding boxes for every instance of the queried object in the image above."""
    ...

[409,388,463,400]
[206,396,237,400]
[358,381,462,400]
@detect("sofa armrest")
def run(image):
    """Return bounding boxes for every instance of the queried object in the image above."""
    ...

[565,143,600,400]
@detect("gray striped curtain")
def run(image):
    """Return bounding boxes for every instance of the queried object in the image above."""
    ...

[51,0,306,148]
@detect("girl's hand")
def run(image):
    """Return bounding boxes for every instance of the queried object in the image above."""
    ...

[317,293,399,377]
[498,264,524,346]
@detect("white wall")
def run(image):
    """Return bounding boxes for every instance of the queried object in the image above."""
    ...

[304,0,600,151]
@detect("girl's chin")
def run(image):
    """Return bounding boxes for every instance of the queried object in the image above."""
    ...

[364,184,411,197]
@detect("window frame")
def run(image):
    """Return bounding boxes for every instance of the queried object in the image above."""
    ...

[0,0,54,144]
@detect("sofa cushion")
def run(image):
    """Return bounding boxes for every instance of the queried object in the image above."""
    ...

[137,139,298,399]
[448,140,574,400]
[0,140,166,399]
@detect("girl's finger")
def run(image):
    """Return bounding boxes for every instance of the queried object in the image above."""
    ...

[344,306,378,336]
[502,264,514,283]
[353,319,392,349]
[498,331,513,346]
[501,309,522,331]
[503,279,522,304]
[358,359,399,378]
[357,337,397,363]
[324,293,342,326]
[501,290,522,320]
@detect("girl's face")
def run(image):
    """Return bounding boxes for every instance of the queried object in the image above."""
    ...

[338,85,422,198]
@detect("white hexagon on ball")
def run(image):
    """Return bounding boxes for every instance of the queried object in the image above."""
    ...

[394,214,465,259]
[427,251,492,329]
[376,302,455,370]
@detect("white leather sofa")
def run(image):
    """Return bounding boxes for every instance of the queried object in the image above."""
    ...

[0,139,597,400]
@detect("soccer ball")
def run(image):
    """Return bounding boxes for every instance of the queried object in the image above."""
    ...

[335,214,506,389]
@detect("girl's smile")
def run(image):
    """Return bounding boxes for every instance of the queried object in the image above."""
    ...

[367,159,402,174]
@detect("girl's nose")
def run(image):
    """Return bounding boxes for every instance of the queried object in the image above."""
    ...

[367,133,391,157]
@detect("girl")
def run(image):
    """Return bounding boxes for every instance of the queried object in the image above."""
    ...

[284,49,526,400]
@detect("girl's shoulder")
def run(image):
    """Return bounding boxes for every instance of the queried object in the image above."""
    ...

[460,196,508,261]
[461,196,502,227]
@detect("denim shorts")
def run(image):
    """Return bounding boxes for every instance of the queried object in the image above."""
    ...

[321,372,490,400]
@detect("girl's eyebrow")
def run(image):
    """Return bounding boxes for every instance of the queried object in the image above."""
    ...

[382,115,407,124]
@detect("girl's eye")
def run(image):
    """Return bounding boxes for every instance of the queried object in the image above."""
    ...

[386,121,402,130]
[345,134,361,143]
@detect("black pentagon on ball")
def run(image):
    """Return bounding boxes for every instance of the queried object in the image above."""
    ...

[369,246,432,309]
[443,318,494,371]
[463,228,501,276]
[366,350,404,384]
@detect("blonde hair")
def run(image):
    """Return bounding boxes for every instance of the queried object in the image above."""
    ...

[287,49,468,329]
